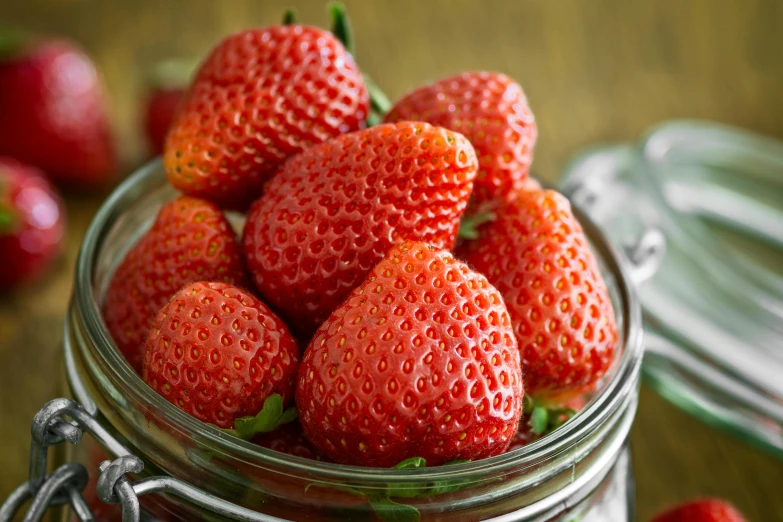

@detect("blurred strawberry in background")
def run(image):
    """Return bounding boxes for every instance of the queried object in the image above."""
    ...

[649,498,747,522]
[142,59,194,156]
[0,157,65,291]
[0,34,116,188]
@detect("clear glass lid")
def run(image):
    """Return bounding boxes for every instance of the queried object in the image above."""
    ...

[559,120,783,457]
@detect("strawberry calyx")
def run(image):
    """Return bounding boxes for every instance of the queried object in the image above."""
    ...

[523,395,578,436]
[0,202,18,234]
[457,211,496,240]
[147,58,198,91]
[328,2,391,125]
[221,394,297,440]
[282,9,296,25]
[0,178,18,234]
[328,2,353,56]
[306,457,474,522]
[0,28,30,60]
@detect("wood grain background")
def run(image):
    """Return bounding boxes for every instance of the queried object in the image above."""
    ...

[1,0,782,520]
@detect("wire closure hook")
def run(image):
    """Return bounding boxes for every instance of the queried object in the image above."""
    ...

[0,398,140,522]
[3,396,289,522]
[97,456,144,521]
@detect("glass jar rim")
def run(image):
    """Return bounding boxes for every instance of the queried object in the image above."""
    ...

[72,159,644,483]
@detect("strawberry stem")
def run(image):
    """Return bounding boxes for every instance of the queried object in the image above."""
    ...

[328,2,392,124]
[221,393,297,440]
[282,9,296,25]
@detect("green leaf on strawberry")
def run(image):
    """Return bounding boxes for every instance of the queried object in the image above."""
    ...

[0,28,29,59]
[303,482,364,496]
[328,2,353,56]
[428,460,473,495]
[457,211,496,240]
[388,457,427,498]
[282,9,296,25]
[0,202,18,234]
[364,74,392,115]
[393,457,427,470]
[524,395,578,436]
[305,457,477,522]
[368,495,421,522]
[222,394,298,440]
[327,2,391,123]
[530,405,550,435]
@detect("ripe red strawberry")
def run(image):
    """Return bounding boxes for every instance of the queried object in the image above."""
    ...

[458,189,617,403]
[164,25,369,209]
[243,121,478,335]
[0,157,65,290]
[252,421,329,461]
[143,281,299,429]
[297,242,523,467]
[650,499,747,522]
[0,38,116,187]
[385,72,536,212]
[143,59,194,155]
[519,176,542,193]
[104,196,249,373]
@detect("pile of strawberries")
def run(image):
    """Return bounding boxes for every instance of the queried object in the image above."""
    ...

[103,8,618,469]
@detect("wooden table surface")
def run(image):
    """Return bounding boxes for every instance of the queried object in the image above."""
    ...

[1,1,782,520]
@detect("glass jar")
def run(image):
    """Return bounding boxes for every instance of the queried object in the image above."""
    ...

[51,159,649,522]
[560,120,783,458]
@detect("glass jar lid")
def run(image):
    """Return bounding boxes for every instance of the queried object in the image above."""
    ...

[559,120,783,457]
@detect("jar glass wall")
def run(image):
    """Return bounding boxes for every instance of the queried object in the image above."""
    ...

[59,160,644,521]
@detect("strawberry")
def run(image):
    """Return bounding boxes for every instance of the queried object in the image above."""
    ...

[458,189,617,405]
[296,242,523,467]
[0,157,65,290]
[143,59,194,155]
[164,24,369,209]
[243,121,478,335]
[143,281,299,430]
[0,37,116,187]
[104,196,249,373]
[252,421,329,461]
[519,176,542,193]
[385,72,536,212]
[650,499,747,522]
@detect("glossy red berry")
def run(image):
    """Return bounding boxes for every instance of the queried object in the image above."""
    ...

[143,281,299,429]
[243,121,478,335]
[297,242,523,467]
[386,72,536,212]
[650,498,747,522]
[0,157,65,290]
[164,25,369,209]
[458,189,617,402]
[104,196,249,373]
[0,39,116,187]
